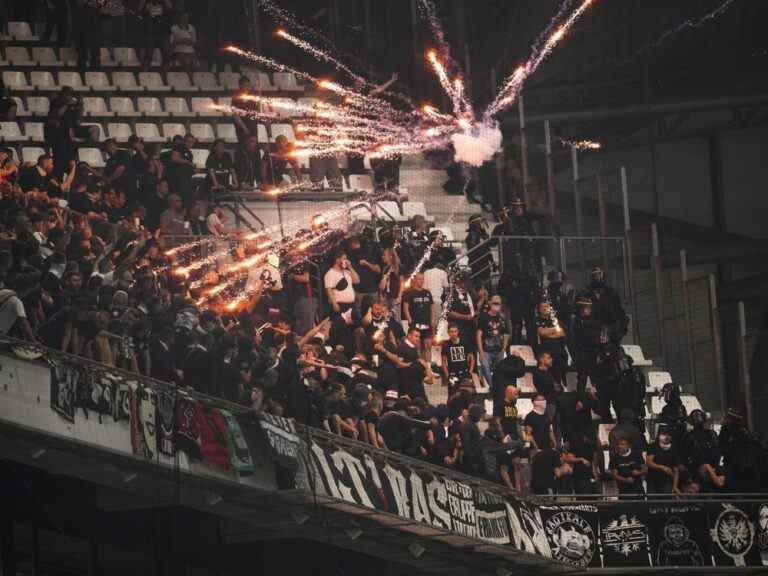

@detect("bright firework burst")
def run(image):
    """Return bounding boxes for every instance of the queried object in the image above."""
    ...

[222,0,601,167]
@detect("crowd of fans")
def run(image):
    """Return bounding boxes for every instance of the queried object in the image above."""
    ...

[0,2,765,498]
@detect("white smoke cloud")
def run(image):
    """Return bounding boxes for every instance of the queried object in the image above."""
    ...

[451,122,503,167]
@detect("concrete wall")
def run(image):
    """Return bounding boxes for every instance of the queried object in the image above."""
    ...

[721,126,768,238]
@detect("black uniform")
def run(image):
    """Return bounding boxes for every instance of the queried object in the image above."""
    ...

[586,279,628,343]
[571,312,603,393]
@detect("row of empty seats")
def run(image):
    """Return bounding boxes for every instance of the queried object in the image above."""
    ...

[6,93,318,121]
[2,67,304,93]
[1,119,295,145]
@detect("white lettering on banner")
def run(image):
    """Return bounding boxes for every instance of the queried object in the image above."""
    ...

[310,442,342,499]
[383,464,410,519]
[332,450,374,509]
[477,510,510,545]
[427,477,452,530]
[507,502,536,553]
[444,478,477,538]
[363,453,383,492]
[409,471,431,525]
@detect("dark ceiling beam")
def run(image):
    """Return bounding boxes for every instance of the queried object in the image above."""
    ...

[501,93,768,127]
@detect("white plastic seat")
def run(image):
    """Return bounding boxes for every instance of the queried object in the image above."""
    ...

[137,97,169,117]
[164,97,194,117]
[113,72,143,92]
[270,98,300,118]
[3,71,33,92]
[216,124,238,144]
[269,124,295,142]
[6,46,34,66]
[646,371,673,395]
[508,345,536,367]
[191,148,210,169]
[31,47,63,65]
[650,395,702,417]
[82,97,113,117]
[218,72,241,91]
[23,122,44,142]
[622,345,653,367]
[108,97,140,117]
[81,123,104,142]
[434,227,455,242]
[99,47,117,67]
[135,123,164,143]
[189,123,215,143]
[167,72,198,92]
[85,71,112,91]
[8,22,38,41]
[402,201,428,220]
[114,47,140,66]
[248,71,276,92]
[30,71,57,91]
[273,72,303,92]
[60,47,78,66]
[256,124,269,143]
[107,123,133,141]
[349,174,374,192]
[21,146,45,164]
[26,96,50,116]
[150,48,163,67]
[375,201,404,222]
[0,122,28,142]
[217,96,232,108]
[12,97,29,117]
[517,372,535,394]
[190,97,220,117]
[58,71,89,92]
[162,123,187,140]
[139,72,171,92]
[192,72,223,91]
[78,147,105,168]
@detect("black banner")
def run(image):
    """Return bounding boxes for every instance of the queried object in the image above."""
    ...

[707,502,760,567]
[538,504,601,568]
[474,490,510,545]
[648,503,712,567]
[258,412,301,470]
[599,505,651,567]
[49,361,79,422]
[506,499,552,558]
[756,503,768,566]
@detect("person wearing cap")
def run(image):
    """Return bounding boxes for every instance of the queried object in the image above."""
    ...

[585,266,628,343]
[465,213,493,288]
[476,294,508,388]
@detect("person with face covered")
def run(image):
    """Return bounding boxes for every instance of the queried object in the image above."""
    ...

[682,409,725,491]
[585,266,628,343]
[646,429,681,495]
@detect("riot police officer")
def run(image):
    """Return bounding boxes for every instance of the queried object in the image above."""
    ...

[546,270,575,333]
[585,266,628,343]
[465,214,493,288]
[571,294,602,393]
[492,197,536,276]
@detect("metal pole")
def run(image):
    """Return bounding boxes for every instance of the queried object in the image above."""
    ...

[544,120,555,217]
[738,302,755,430]
[558,237,567,274]
[571,146,586,279]
[651,223,666,365]
[518,93,530,207]
[709,274,727,416]
[680,250,697,396]
[620,166,630,232]
[276,195,284,239]
[596,172,609,274]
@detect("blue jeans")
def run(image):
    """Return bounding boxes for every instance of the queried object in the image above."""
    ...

[480,350,504,388]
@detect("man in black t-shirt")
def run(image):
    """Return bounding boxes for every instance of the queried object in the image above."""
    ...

[536,301,567,385]
[524,395,554,452]
[397,328,425,399]
[494,384,521,440]
[347,235,381,313]
[104,139,134,195]
[403,272,434,362]
[441,324,473,388]
[476,294,508,388]
[646,430,680,494]
[446,277,476,352]
[530,449,571,495]
[611,438,646,496]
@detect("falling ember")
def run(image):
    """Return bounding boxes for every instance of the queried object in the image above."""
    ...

[561,138,602,151]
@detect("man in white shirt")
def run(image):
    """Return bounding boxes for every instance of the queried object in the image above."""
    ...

[324,248,359,315]
[423,262,449,327]
[0,284,36,341]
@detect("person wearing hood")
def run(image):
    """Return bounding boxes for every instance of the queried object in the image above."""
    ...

[659,382,688,446]
[465,214,493,288]
[646,429,681,495]
[682,409,725,491]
